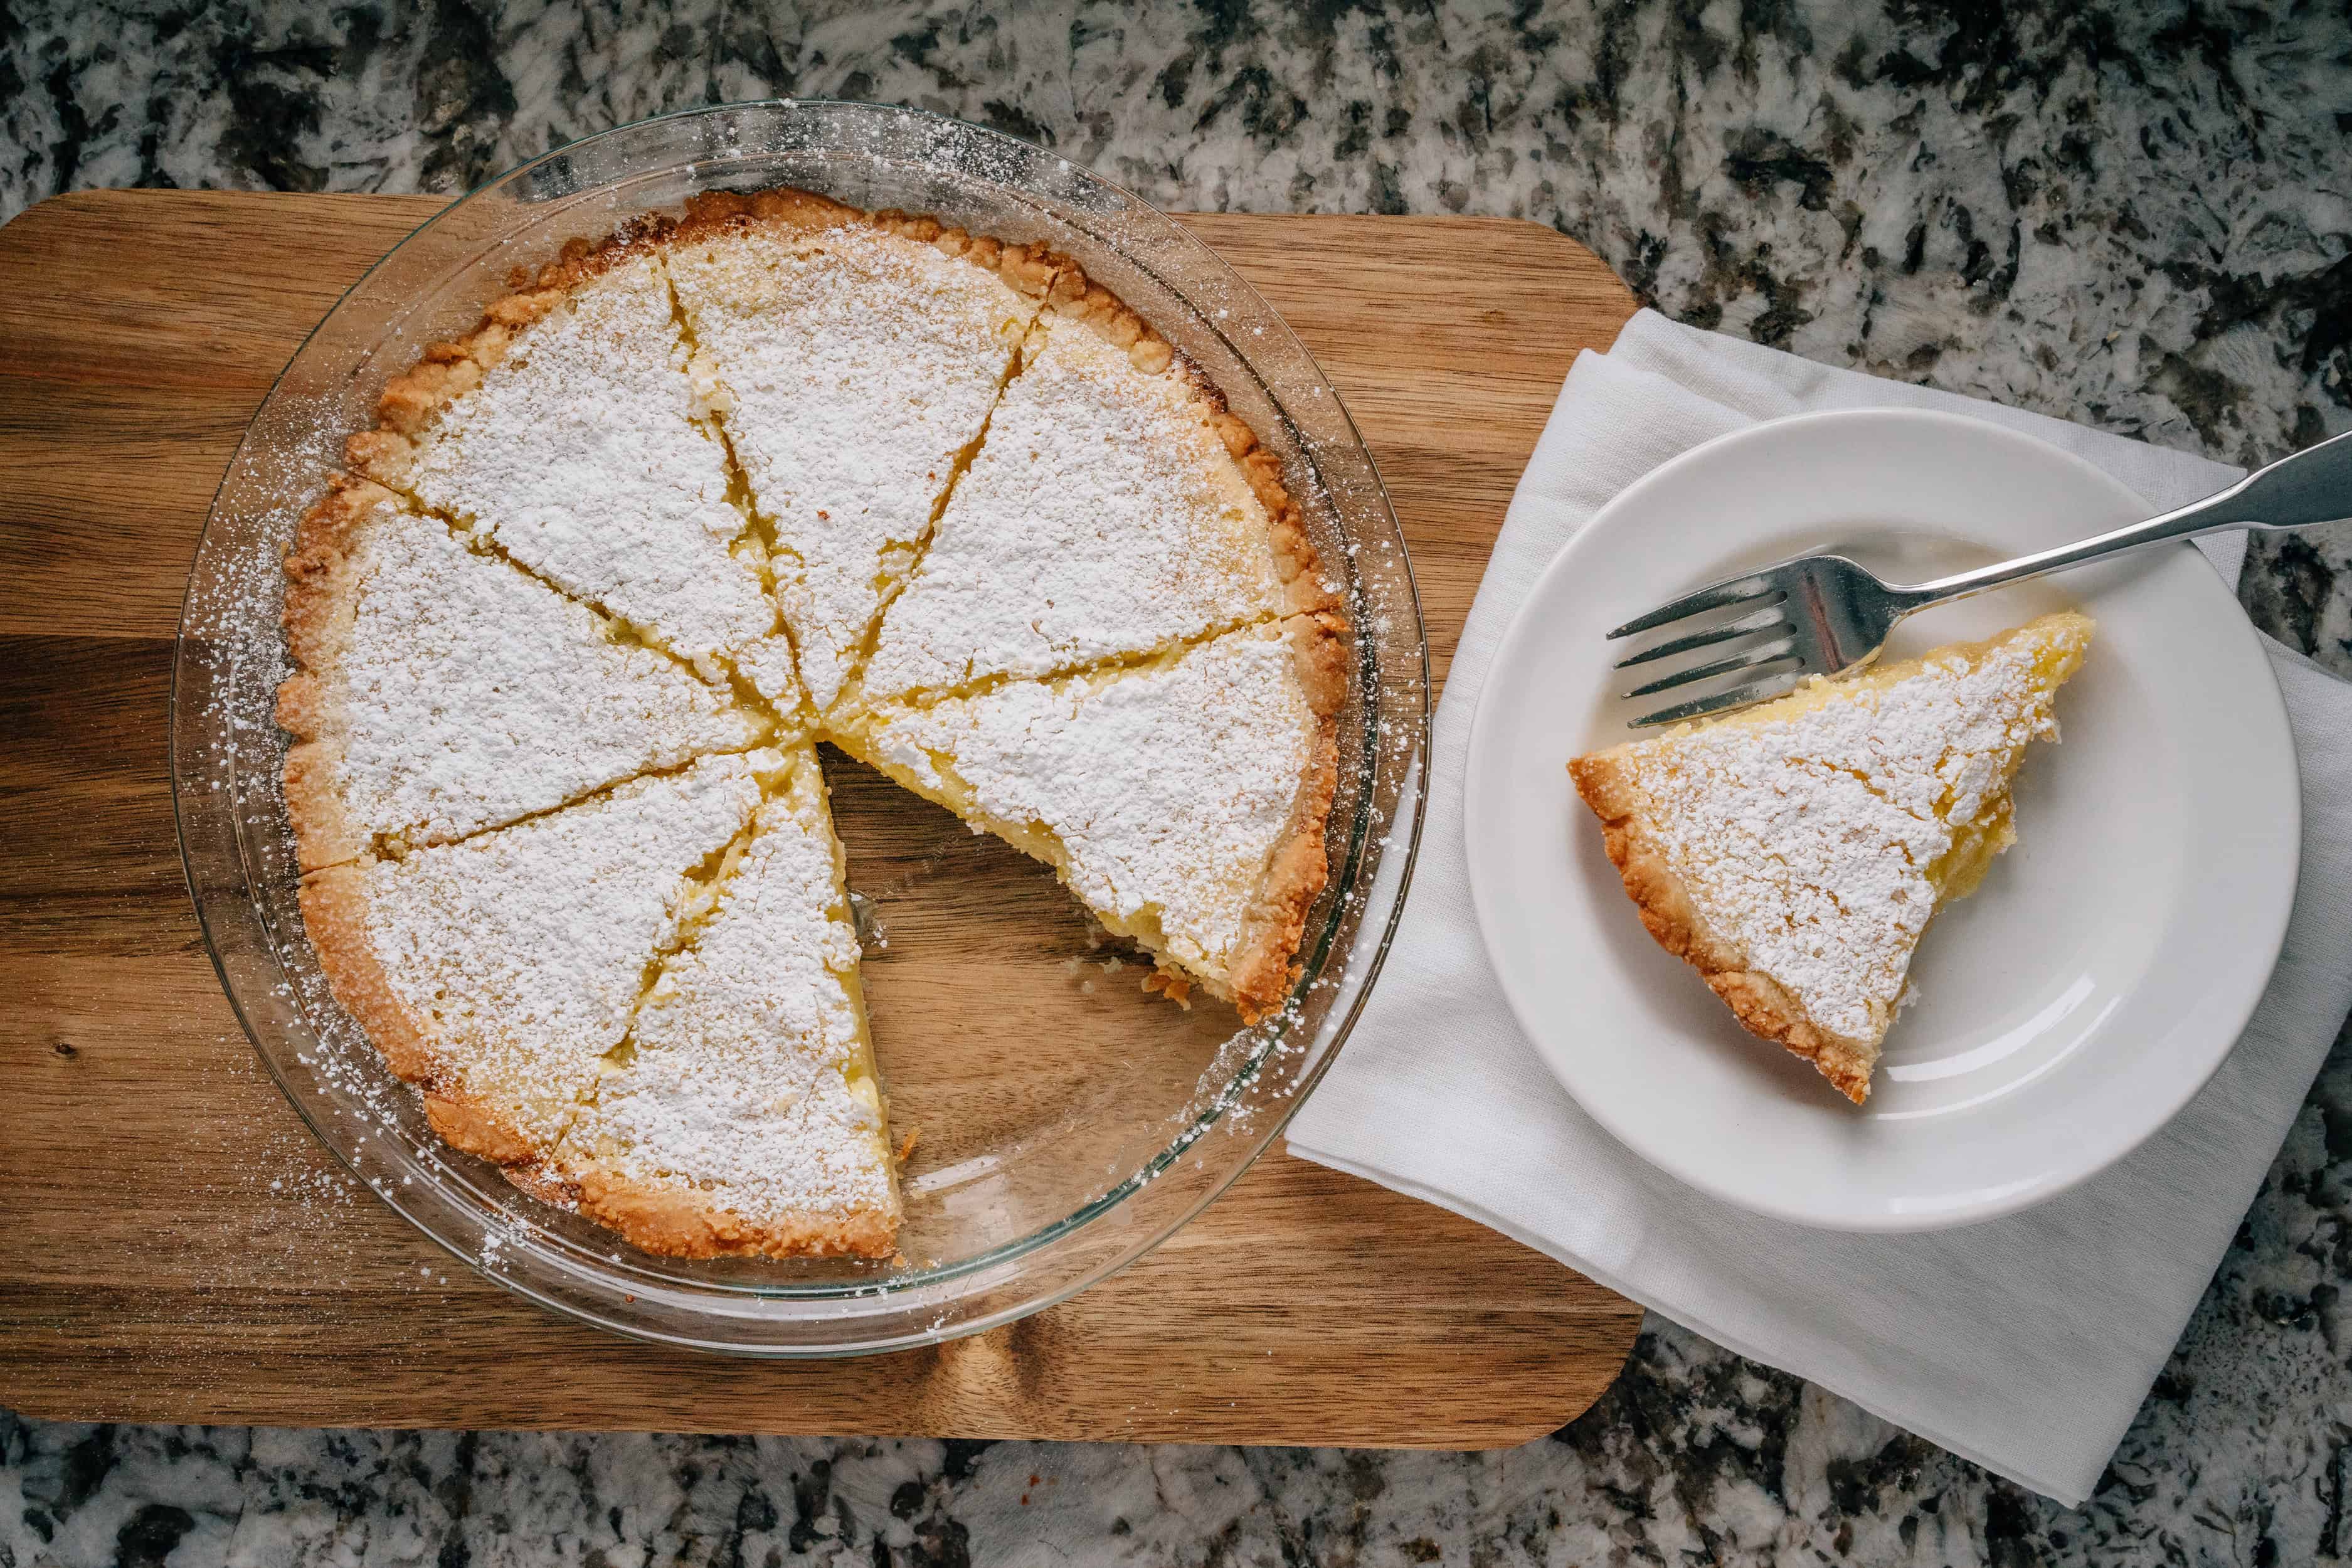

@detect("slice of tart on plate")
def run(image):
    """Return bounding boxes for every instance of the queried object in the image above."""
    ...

[1569,611,2094,1103]
[1466,408,2295,1229]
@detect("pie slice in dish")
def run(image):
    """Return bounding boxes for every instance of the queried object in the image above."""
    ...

[1568,612,2095,1103]
[664,191,1064,713]
[856,285,1333,711]
[299,751,771,1172]
[344,235,792,697]
[554,741,898,1258]
[835,615,1345,1021]
[277,477,763,872]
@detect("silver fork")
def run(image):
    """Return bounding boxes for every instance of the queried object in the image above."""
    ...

[1608,428,2352,728]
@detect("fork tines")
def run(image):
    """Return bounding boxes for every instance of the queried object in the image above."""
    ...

[1604,572,1781,639]
[1608,575,1803,727]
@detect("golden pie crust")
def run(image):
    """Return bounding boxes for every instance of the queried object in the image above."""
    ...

[567,1166,898,1261]
[277,474,400,874]
[1224,611,1347,1020]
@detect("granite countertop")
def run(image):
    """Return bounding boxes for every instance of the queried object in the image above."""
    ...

[6,2,2351,1562]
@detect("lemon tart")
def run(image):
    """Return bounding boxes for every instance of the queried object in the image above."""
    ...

[285,188,1345,1259]
[1569,612,2093,1103]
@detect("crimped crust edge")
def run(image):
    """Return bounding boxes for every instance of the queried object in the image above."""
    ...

[568,1170,900,1261]
[664,186,1071,308]
[278,475,405,874]
[1222,611,1348,1023]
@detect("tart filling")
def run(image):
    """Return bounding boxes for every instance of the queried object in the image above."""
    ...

[664,191,1063,714]
[299,751,771,1170]
[835,615,1344,1021]
[344,239,792,691]
[554,741,899,1259]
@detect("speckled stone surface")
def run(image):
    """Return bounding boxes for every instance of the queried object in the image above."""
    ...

[6,2,2352,1562]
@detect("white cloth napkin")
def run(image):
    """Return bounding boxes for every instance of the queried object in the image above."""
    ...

[1285,309,2352,1505]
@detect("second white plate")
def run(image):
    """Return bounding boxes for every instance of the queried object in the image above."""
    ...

[1464,409,2299,1231]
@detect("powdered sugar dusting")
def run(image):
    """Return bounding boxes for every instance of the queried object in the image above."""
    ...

[403,253,779,674]
[558,743,896,1231]
[666,224,1039,711]
[864,311,1289,702]
[1609,621,2087,1043]
[362,751,769,1148]
[733,631,807,718]
[310,497,760,848]
[866,622,1316,982]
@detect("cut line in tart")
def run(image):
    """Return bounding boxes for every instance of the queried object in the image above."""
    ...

[342,227,798,707]
[1568,612,2094,1103]
[284,186,1348,1259]
[664,189,1067,715]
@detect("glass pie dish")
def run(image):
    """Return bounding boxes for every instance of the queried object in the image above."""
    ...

[171,100,1429,1355]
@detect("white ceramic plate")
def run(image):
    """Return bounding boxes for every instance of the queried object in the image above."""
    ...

[1465,409,2299,1231]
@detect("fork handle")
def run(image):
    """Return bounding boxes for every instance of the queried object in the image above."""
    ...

[1904,426,2352,608]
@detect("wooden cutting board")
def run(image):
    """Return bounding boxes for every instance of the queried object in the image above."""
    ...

[0,190,1641,1448]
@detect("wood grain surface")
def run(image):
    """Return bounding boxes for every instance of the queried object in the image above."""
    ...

[0,190,1640,1448]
